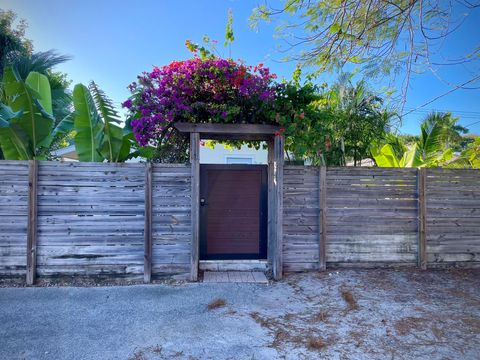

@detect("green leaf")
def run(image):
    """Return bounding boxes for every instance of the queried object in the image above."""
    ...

[3,67,54,155]
[89,81,125,162]
[25,72,53,115]
[371,144,399,167]
[399,143,423,167]
[0,104,32,160]
[329,23,341,33]
[116,135,132,162]
[127,145,156,160]
[72,84,104,162]
[100,123,126,162]
[52,113,74,137]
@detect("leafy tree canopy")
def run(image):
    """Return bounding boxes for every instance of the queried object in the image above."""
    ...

[250,1,480,104]
[0,9,32,73]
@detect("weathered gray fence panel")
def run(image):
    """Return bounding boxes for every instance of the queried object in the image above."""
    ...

[283,166,419,271]
[283,166,321,271]
[0,161,29,277]
[426,169,480,266]
[326,167,418,265]
[36,162,146,279]
[151,164,191,279]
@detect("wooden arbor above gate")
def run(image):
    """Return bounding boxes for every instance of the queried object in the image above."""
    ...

[174,122,284,281]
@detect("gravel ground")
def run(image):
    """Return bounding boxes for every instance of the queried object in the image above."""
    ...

[0,269,479,360]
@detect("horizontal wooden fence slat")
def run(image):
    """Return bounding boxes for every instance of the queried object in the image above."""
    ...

[152,164,192,280]
[425,168,480,267]
[34,162,145,280]
[0,161,29,277]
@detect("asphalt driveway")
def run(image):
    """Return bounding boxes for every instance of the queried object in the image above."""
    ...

[1,269,479,360]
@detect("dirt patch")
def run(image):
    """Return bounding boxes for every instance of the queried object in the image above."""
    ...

[394,316,428,336]
[461,316,480,334]
[348,330,366,346]
[309,310,329,323]
[307,336,327,350]
[127,349,146,360]
[207,298,226,310]
[341,287,359,311]
[251,312,300,348]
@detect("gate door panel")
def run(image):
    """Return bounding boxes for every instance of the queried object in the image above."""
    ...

[200,165,267,260]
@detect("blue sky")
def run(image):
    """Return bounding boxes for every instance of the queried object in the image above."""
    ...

[2,0,479,134]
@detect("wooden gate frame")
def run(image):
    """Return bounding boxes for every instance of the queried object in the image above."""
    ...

[175,123,284,281]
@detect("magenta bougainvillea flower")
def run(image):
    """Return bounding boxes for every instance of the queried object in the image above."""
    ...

[123,57,278,146]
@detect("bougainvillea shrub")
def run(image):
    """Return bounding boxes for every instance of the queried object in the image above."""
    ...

[122,41,336,164]
[123,57,277,147]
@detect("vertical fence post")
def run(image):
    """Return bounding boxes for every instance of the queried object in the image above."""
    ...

[26,160,38,285]
[319,166,327,271]
[144,162,153,283]
[418,168,427,270]
[190,132,200,281]
[272,134,284,280]
[267,140,274,265]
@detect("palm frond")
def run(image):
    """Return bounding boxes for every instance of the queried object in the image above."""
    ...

[8,50,72,80]
[419,112,447,158]
[89,81,125,162]
[88,81,121,125]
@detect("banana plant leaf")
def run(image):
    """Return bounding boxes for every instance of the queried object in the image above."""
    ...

[52,113,74,137]
[100,123,129,162]
[0,104,32,160]
[399,143,423,167]
[370,144,400,167]
[25,71,53,115]
[72,84,104,162]
[3,67,54,154]
[116,133,132,162]
[89,82,125,162]
[40,112,75,149]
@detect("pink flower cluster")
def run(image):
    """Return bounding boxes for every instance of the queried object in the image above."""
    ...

[123,57,278,146]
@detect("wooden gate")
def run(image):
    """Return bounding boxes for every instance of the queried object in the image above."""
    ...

[200,165,268,260]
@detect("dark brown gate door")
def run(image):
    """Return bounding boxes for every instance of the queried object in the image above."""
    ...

[200,165,267,260]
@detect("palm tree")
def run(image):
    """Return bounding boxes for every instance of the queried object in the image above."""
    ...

[371,112,465,167]
[327,74,392,166]
[420,112,468,150]
[8,50,70,79]
[7,50,73,120]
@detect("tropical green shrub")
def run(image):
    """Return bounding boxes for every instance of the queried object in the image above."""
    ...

[272,81,337,166]
[72,82,131,162]
[370,112,463,168]
[371,143,423,167]
[0,66,72,159]
[323,76,392,166]
[447,137,480,169]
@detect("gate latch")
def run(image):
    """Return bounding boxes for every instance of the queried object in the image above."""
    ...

[200,198,207,206]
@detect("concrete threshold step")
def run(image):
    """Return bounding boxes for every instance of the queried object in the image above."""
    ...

[202,271,268,284]
[199,260,268,272]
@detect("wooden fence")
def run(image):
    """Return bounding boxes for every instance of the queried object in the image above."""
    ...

[1,161,29,277]
[1,161,479,283]
[283,166,480,271]
[0,161,191,282]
